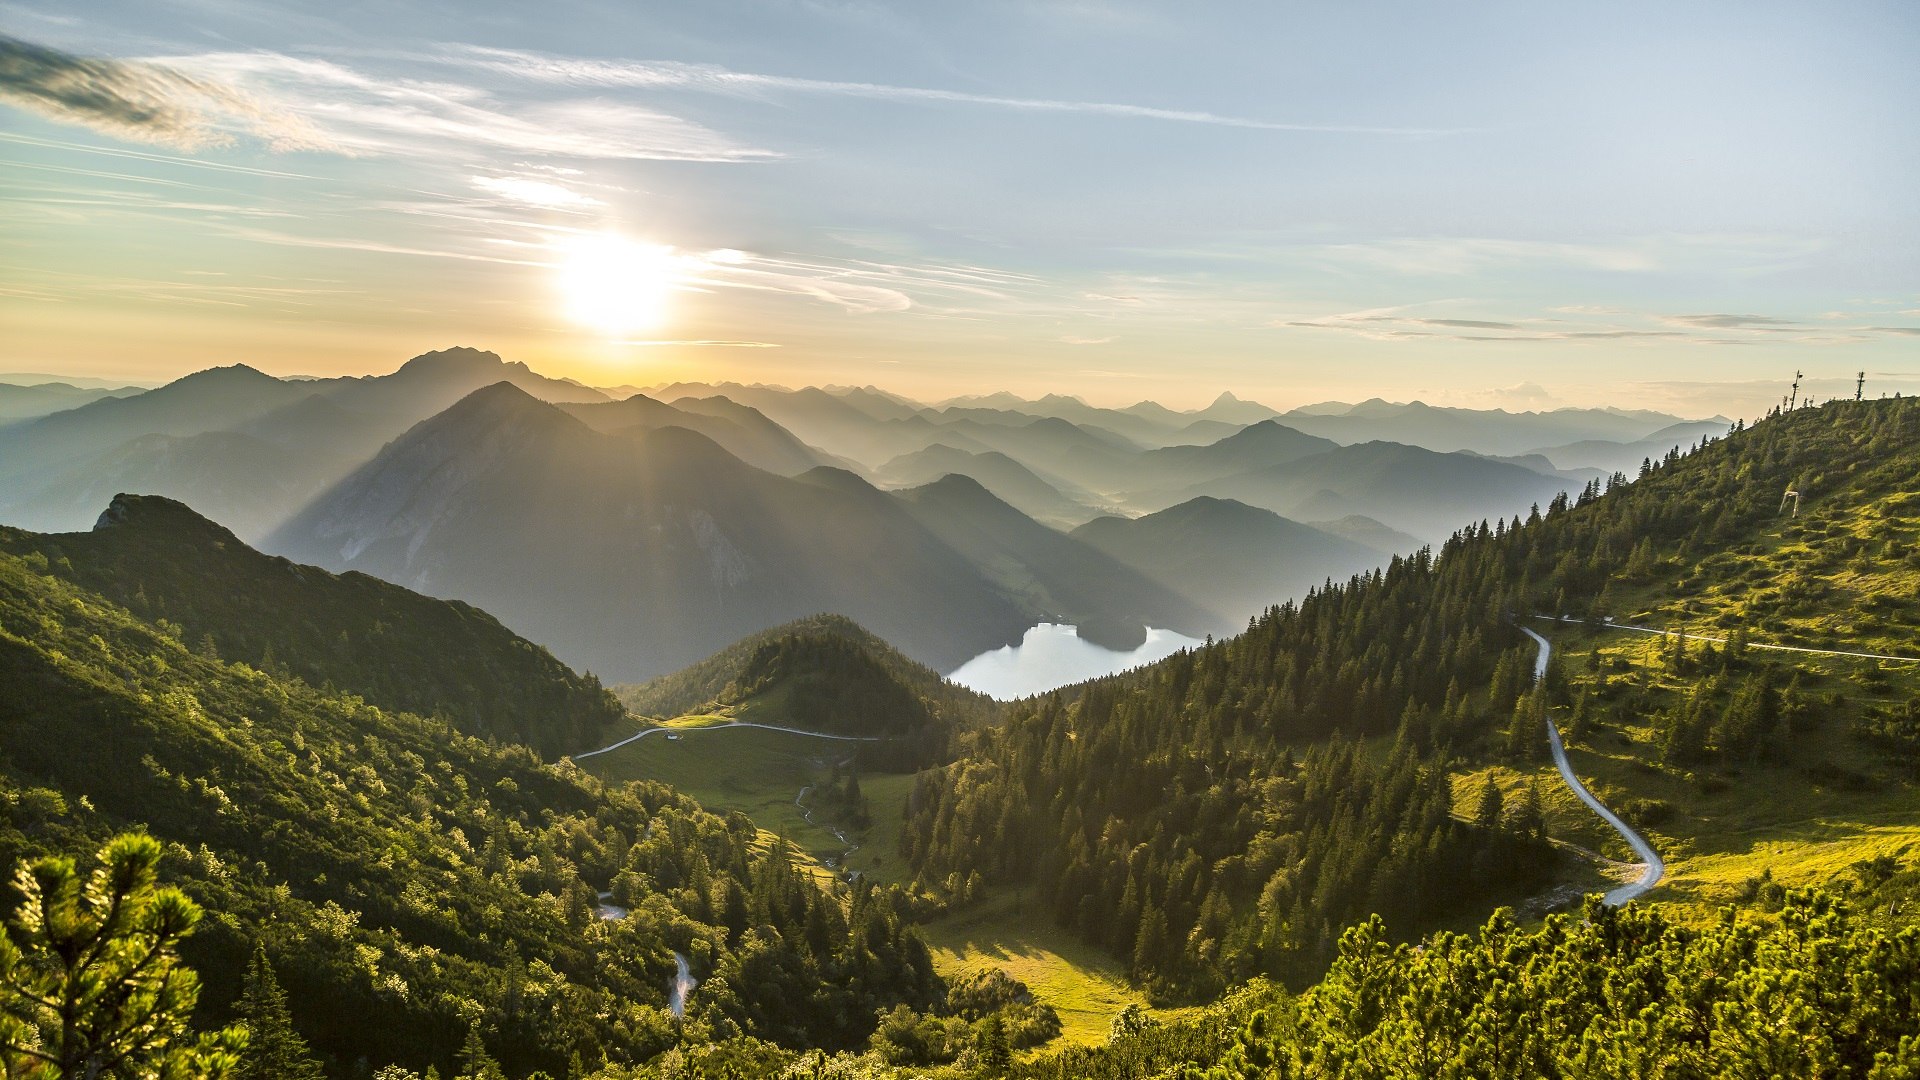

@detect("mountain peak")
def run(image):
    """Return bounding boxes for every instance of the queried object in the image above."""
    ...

[442,379,541,412]
[1211,391,1243,406]
[174,363,277,386]
[92,493,242,546]
[398,346,506,372]
[923,472,997,499]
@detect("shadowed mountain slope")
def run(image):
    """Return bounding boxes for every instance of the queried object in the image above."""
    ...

[1072,497,1387,625]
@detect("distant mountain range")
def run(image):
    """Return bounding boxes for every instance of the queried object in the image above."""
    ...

[0,347,612,538]
[0,347,1726,681]
[265,383,1218,681]
[0,379,145,421]
[1274,398,1731,458]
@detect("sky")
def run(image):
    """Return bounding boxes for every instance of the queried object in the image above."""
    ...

[1,0,1916,416]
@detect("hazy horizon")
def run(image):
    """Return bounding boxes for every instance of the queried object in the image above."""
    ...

[0,347,1755,420]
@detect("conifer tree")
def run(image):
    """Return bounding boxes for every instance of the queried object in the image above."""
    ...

[236,945,324,1080]
[976,1013,1011,1076]
[457,1025,503,1080]
[0,834,246,1079]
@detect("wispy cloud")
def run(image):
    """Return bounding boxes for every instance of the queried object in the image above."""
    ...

[0,33,325,151]
[1417,318,1524,330]
[1661,313,1795,329]
[175,51,777,163]
[469,174,602,210]
[214,224,550,266]
[0,35,776,164]
[432,45,1468,137]
[679,249,1061,316]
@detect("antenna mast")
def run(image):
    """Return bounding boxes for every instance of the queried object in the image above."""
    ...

[1789,370,1803,410]
[1857,372,1866,401]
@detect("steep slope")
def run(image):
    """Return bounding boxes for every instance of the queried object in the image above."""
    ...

[875,444,1100,526]
[268,384,1034,681]
[0,493,623,757]
[1071,497,1385,624]
[901,396,1920,1002]
[0,543,940,1075]
[1486,400,1920,909]
[892,474,1228,648]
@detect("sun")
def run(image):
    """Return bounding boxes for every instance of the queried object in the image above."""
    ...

[553,232,679,337]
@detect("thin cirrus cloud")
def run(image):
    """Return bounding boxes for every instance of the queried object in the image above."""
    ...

[0,33,777,164]
[0,33,326,152]
[468,174,603,210]
[174,50,777,163]
[1661,313,1797,329]
[432,44,1468,137]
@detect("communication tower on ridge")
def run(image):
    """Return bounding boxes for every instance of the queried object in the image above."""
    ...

[1857,372,1866,401]
[1789,370,1803,410]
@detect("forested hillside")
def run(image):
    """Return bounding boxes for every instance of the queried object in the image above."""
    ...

[901,396,1920,999]
[0,537,942,1077]
[0,494,624,757]
[612,614,1001,775]
[616,614,998,731]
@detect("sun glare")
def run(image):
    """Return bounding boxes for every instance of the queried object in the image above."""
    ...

[554,233,679,337]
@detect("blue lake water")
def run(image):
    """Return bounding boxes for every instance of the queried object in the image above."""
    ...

[946,623,1207,700]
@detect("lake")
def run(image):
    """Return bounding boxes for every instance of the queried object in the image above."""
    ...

[946,622,1207,700]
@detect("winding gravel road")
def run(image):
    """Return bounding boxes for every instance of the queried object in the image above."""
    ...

[573,720,882,761]
[1520,626,1664,905]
